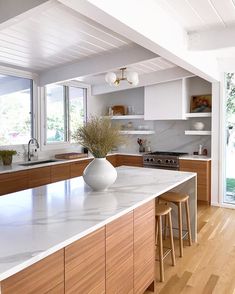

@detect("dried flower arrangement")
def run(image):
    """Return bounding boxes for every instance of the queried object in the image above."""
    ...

[74,116,123,158]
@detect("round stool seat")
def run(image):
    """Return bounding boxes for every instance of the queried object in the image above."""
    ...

[155,203,172,216]
[159,192,189,203]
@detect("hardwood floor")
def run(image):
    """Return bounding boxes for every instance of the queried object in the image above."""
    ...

[145,204,235,294]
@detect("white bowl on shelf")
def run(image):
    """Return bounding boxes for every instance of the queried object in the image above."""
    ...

[192,122,205,130]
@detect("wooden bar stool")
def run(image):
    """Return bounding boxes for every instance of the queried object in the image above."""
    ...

[155,203,176,282]
[159,192,192,258]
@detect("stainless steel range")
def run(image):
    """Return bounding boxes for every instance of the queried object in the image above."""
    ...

[143,151,188,170]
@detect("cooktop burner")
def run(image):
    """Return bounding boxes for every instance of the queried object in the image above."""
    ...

[146,151,188,156]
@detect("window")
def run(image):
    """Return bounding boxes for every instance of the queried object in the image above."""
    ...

[0,74,33,146]
[45,84,86,144]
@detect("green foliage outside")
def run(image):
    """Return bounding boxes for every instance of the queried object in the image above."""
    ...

[225,73,235,126]
[226,178,235,194]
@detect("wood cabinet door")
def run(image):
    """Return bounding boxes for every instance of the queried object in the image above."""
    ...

[106,155,117,167]
[65,228,105,294]
[28,166,51,188]
[0,170,29,196]
[106,212,134,294]
[117,155,143,167]
[70,159,91,178]
[1,250,64,294]
[51,163,71,182]
[134,200,155,294]
[179,159,211,202]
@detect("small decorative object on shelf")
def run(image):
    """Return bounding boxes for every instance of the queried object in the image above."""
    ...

[137,138,146,152]
[74,116,123,191]
[0,149,17,166]
[192,121,205,130]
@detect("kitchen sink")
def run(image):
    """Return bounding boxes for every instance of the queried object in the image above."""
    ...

[19,159,59,166]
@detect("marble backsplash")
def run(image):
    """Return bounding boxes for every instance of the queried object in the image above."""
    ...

[117,119,211,155]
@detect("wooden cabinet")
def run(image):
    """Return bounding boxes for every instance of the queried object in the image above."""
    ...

[51,163,71,182]
[134,200,155,294]
[70,159,91,178]
[106,212,134,294]
[1,250,64,294]
[117,155,143,167]
[28,166,51,188]
[144,79,187,120]
[0,170,28,196]
[179,159,211,203]
[65,228,105,294]
[106,155,117,167]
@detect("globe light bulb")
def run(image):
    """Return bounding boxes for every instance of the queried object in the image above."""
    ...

[105,72,116,84]
[126,71,139,85]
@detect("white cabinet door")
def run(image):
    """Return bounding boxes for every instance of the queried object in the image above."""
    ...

[144,79,186,120]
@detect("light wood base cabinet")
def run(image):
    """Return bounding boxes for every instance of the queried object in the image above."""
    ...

[117,155,143,167]
[106,212,134,294]
[134,201,155,294]
[0,200,155,294]
[65,228,105,294]
[0,250,64,294]
[179,159,211,203]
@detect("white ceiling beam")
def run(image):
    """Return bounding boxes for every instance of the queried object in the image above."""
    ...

[0,0,52,30]
[59,0,220,82]
[39,44,157,86]
[188,27,235,51]
[91,67,194,95]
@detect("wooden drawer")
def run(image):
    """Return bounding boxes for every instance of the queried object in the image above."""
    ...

[70,159,91,178]
[51,163,71,182]
[117,155,143,167]
[65,228,105,294]
[1,250,64,294]
[134,200,155,294]
[106,212,134,294]
[0,170,29,196]
[28,166,51,188]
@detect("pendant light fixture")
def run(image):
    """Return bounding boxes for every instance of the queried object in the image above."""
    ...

[105,68,139,86]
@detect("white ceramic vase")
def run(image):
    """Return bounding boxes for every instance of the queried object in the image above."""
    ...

[83,158,117,191]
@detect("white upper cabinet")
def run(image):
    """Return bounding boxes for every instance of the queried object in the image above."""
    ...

[144,79,187,120]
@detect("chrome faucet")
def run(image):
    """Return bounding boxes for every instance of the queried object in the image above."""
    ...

[28,138,39,161]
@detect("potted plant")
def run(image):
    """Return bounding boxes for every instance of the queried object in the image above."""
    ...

[74,116,123,191]
[0,150,17,166]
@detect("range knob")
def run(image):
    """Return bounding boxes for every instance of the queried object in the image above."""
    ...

[150,158,154,162]
[157,159,162,164]
[146,158,149,162]
[170,159,174,164]
[165,159,169,164]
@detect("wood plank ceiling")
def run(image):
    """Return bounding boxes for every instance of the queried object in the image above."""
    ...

[157,0,235,32]
[0,1,132,72]
[78,57,176,85]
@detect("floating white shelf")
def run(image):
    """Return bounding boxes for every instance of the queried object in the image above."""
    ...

[119,130,155,135]
[185,112,212,118]
[104,115,144,120]
[185,130,211,135]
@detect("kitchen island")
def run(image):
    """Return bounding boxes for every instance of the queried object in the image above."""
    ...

[0,166,196,293]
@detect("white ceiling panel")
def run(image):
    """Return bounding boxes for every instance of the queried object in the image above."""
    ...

[77,57,177,86]
[0,1,132,72]
[157,0,235,32]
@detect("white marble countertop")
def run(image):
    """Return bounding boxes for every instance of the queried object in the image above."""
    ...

[179,155,211,161]
[0,166,196,281]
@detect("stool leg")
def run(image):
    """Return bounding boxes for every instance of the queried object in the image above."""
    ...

[163,214,168,240]
[185,199,192,246]
[158,215,164,282]
[168,211,176,266]
[178,202,183,257]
